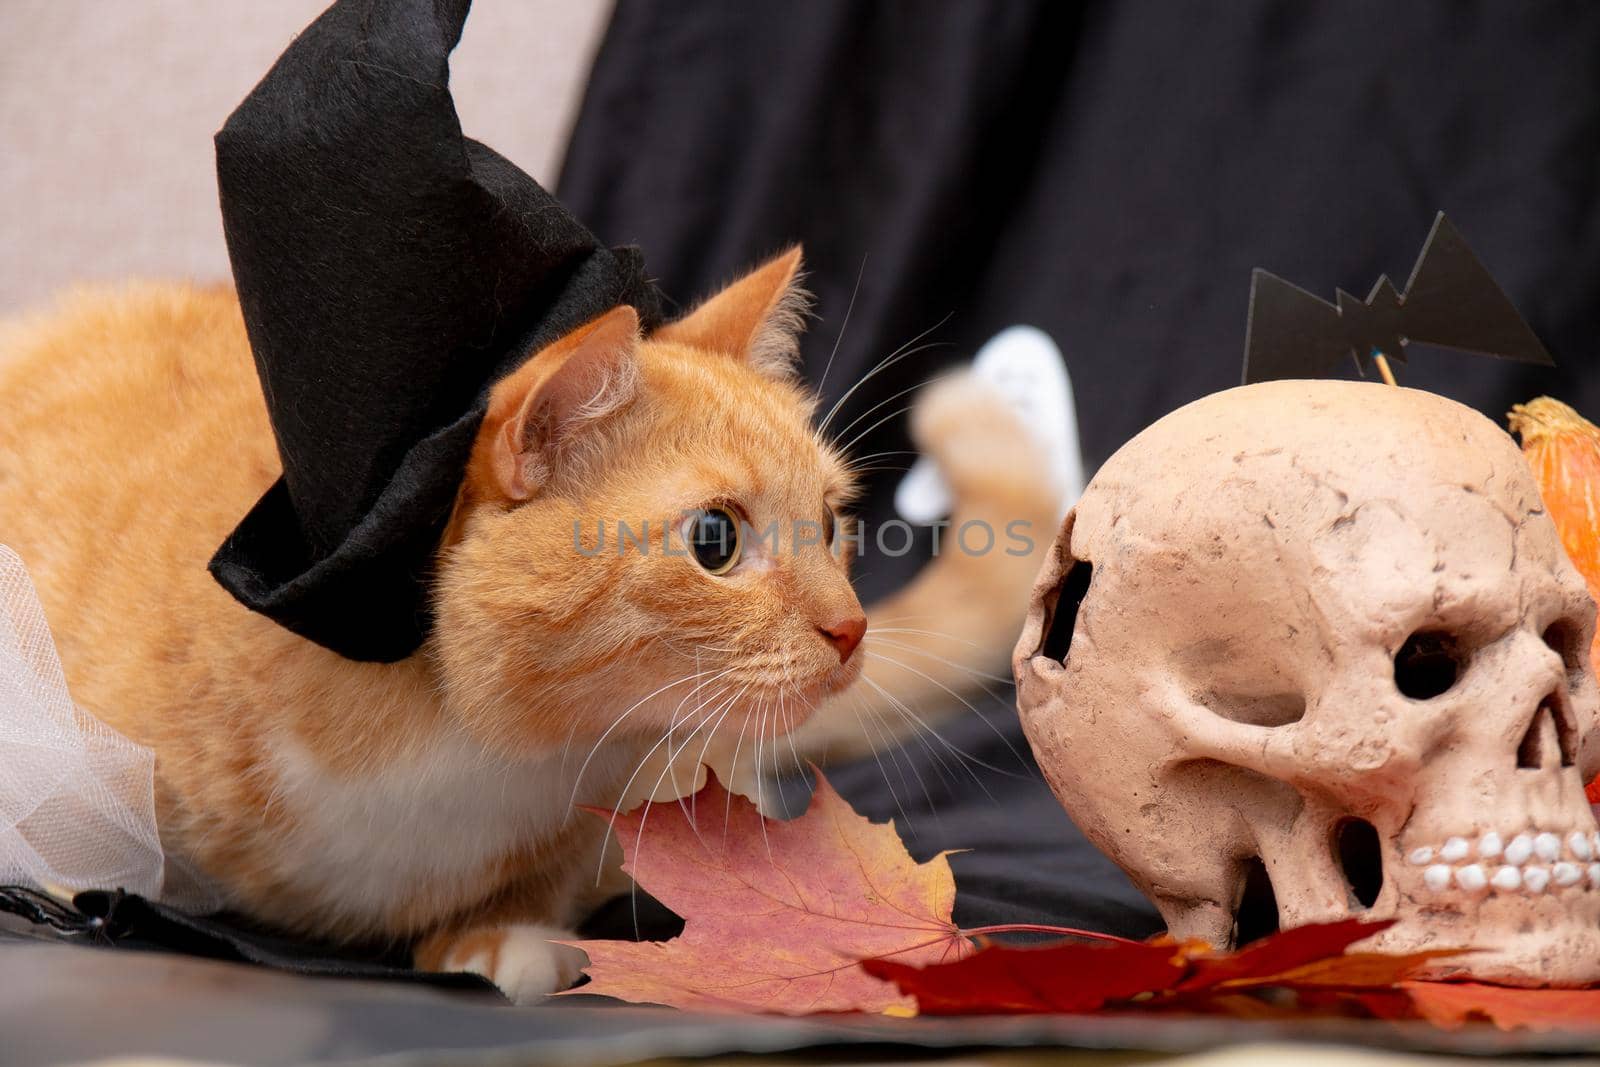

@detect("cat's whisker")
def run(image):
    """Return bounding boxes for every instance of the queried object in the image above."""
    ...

[596,681,737,886]
[844,449,922,468]
[813,254,867,406]
[568,668,704,792]
[662,684,698,767]
[841,465,913,478]
[669,681,742,785]
[752,694,771,815]
[856,669,1001,796]
[569,666,735,815]
[752,695,780,856]
[866,625,988,649]
[861,649,1029,773]
[829,372,954,451]
[865,635,1013,686]
[835,402,921,459]
[863,612,972,627]
[664,666,732,764]
[874,701,983,810]
[855,683,1003,796]
[836,464,913,478]
[761,691,793,821]
[723,697,760,839]
[688,691,742,824]
[817,317,952,436]
[620,681,739,915]
[775,688,793,782]
[779,683,806,785]
[850,672,965,794]
[847,688,922,830]
[658,633,736,660]
[678,695,741,844]
[819,326,940,438]
[623,688,738,934]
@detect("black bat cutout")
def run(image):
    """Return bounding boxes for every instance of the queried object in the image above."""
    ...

[1242,213,1553,385]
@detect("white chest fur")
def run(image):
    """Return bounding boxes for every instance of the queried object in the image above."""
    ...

[263,728,639,926]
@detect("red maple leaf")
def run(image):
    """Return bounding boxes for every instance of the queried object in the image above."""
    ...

[865,918,1456,1017]
[873,921,1600,1030]
[861,935,1191,1015]
[563,771,972,1014]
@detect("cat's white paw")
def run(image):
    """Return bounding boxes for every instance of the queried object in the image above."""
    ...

[447,923,589,1004]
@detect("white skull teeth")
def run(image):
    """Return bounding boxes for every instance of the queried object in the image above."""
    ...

[1504,834,1534,866]
[1410,829,1600,895]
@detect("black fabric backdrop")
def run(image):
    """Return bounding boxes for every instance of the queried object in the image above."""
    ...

[563,2,1600,598]
[558,0,1600,941]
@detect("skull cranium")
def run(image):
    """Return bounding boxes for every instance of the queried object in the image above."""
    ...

[1015,380,1600,985]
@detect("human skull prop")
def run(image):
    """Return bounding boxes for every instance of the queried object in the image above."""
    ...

[1015,380,1600,985]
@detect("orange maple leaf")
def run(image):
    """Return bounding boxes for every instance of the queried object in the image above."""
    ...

[1389,982,1600,1032]
[564,770,971,1015]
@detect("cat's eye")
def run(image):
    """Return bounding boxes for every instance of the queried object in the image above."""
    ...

[689,507,742,575]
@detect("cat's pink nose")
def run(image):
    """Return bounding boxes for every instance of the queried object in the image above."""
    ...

[818,615,867,664]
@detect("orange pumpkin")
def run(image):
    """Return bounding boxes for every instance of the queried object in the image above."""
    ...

[1508,396,1600,803]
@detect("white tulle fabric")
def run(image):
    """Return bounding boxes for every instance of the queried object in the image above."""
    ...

[0,544,209,908]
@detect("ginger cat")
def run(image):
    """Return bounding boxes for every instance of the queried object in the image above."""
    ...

[0,249,1058,1001]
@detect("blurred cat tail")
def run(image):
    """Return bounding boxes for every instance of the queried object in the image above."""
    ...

[209,0,662,662]
[0,546,217,912]
[795,335,1079,762]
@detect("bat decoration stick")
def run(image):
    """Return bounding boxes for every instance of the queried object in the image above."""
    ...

[1241,213,1553,387]
[1373,352,1398,388]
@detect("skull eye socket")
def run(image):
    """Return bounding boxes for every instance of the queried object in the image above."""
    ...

[1393,630,1462,700]
[1201,691,1306,727]
[1039,561,1093,664]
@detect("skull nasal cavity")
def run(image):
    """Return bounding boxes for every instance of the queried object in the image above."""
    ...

[1040,561,1093,664]
[1517,695,1577,770]
[1335,817,1383,909]
[1543,619,1586,674]
[1393,630,1462,699]
[1234,857,1279,946]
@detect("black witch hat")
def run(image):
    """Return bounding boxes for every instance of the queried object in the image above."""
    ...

[209,0,661,661]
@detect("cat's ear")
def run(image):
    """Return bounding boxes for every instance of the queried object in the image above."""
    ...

[477,305,640,502]
[654,246,807,378]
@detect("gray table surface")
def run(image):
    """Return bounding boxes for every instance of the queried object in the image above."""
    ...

[4,934,1599,1067]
